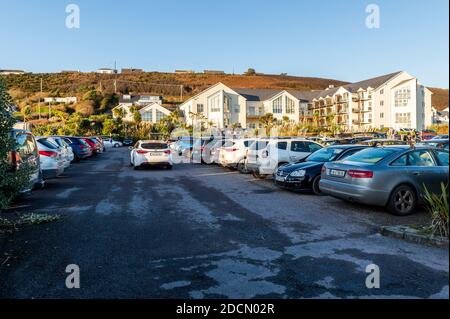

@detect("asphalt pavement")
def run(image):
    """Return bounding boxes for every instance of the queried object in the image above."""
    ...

[0,148,448,299]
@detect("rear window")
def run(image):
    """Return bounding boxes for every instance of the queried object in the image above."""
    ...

[141,143,168,150]
[344,148,398,164]
[244,140,255,147]
[223,141,235,148]
[16,133,37,158]
[38,138,59,149]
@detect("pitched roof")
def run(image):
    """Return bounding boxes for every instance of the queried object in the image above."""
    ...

[232,88,282,101]
[343,71,403,92]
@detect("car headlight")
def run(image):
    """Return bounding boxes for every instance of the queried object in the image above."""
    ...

[290,170,306,177]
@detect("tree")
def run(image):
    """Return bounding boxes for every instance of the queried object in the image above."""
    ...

[0,78,30,209]
[258,113,276,136]
[245,68,256,76]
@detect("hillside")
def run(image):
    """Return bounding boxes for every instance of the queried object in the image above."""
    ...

[2,72,447,111]
[428,87,449,111]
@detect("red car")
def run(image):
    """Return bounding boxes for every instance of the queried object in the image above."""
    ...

[82,138,97,156]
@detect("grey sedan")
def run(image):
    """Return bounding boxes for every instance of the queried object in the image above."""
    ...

[319,146,449,216]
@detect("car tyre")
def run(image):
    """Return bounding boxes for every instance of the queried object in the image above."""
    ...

[114,143,120,148]
[311,175,323,196]
[387,184,417,216]
[166,164,173,170]
[237,159,248,174]
[252,171,266,179]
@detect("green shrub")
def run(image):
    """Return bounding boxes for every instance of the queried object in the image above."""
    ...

[423,183,449,238]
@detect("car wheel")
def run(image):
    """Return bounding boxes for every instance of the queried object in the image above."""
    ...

[166,164,173,170]
[311,175,323,196]
[387,185,417,216]
[252,171,266,179]
[237,159,248,174]
[114,143,119,148]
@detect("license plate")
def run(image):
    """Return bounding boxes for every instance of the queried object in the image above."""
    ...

[149,152,162,156]
[275,175,285,182]
[329,169,345,177]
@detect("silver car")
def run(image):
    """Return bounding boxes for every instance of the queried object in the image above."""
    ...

[319,146,449,216]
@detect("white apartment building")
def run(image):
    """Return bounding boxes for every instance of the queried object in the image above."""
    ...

[179,83,310,129]
[179,71,433,131]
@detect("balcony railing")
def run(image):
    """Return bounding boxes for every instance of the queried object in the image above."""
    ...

[352,107,372,113]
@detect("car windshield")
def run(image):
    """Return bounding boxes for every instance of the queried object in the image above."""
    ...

[250,141,268,150]
[306,147,344,162]
[344,148,398,164]
[141,143,167,150]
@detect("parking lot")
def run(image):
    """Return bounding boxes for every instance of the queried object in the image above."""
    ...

[0,147,448,298]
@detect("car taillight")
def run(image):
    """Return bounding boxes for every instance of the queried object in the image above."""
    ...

[226,148,237,152]
[348,170,373,178]
[39,150,58,158]
[137,150,148,154]
[164,150,171,155]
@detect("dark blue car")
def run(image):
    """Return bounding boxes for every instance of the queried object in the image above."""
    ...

[59,136,92,161]
[274,145,369,195]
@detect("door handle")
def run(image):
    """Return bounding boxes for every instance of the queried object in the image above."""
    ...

[412,171,421,176]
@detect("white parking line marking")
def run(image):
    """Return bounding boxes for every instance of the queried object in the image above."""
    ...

[196,172,239,177]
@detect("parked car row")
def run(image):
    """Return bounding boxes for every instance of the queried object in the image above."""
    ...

[9,130,106,193]
[168,135,449,216]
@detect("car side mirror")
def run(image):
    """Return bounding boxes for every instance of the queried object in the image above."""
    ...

[129,146,134,150]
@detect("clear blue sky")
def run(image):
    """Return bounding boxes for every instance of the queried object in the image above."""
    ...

[0,0,448,87]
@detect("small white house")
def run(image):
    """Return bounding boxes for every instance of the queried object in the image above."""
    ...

[44,97,77,104]
[139,103,171,124]
[96,68,117,74]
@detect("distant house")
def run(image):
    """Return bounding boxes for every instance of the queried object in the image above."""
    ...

[43,97,77,104]
[0,69,26,75]
[121,68,143,74]
[96,68,117,74]
[139,103,172,124]
[112,94,165,122]
[175,70,195,74]
[204,70,225,75]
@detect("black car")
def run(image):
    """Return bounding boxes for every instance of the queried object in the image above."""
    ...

[274,145,368,195]
[123,137,134,146]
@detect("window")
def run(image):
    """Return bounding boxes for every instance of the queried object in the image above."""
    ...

[197,104,204,113]
[248,106,255,115]
[272,96,283,114]
[290,141,308,153]
[339,148,364,160]
[391,155,408,166]
[307,142,322,153]
[344,148,398,164]
[285,97,295,114]
[435,150,449,166]
[248,123,256,129]
[224,95,231,112]
[408,150,436,166]
[276,142,287,150]
[380,89,384,94]
[17,134,37,158]
[142,111,153,122]
[395,113,411,127]
[156,110,166,122]
[380,112,384,118]
[395,86,411,107]
[209,93,221,112]
[380,101,384,106]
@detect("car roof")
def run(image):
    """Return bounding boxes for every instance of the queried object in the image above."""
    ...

[422,139,448,143]
[139,140,166,143]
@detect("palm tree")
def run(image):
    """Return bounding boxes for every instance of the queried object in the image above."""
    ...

[259,113,276,136]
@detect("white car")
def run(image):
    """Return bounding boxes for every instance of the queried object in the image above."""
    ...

[246,138,323,177]
[36,137,65,179]
[218,138,255,169]
[130,140,173,170]
[104,139,123,148]
[49,136,75,166]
